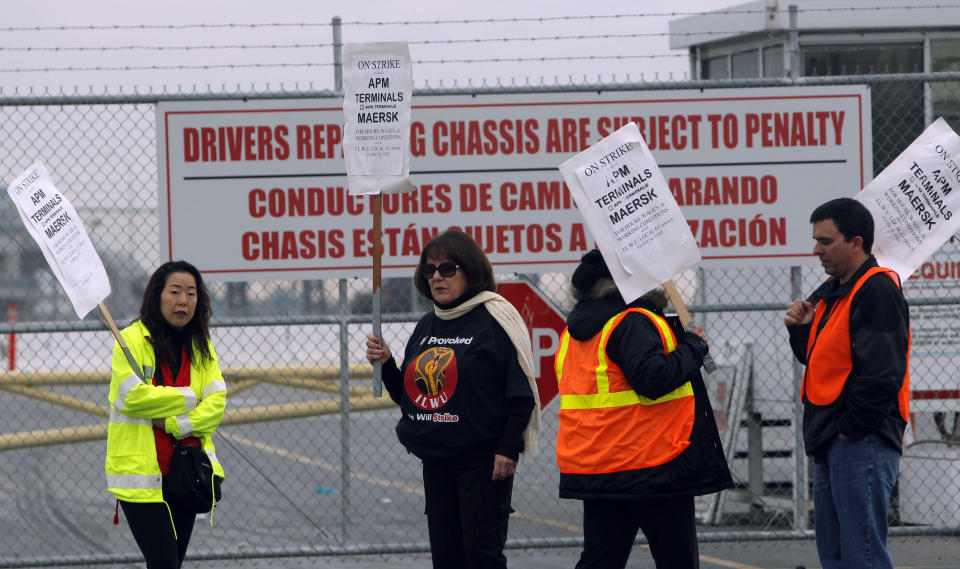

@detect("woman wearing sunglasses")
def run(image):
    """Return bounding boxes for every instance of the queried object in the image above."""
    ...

[365,229,540,569]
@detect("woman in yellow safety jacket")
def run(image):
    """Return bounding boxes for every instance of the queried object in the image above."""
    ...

[554,250,732,569]
[105,260,226,569]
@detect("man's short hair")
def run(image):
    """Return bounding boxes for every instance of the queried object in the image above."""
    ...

[810,197,875,254]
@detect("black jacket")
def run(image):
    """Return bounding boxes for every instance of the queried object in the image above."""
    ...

[787,256,910,456]
[559,295,733,500]
[381,304,535,462]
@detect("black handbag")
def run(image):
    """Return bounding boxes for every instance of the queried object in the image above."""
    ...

[150,345,223,513]
[164,439,223,513]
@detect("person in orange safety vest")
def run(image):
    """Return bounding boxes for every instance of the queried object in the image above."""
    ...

[555,249,732,569]
[785,197,910,569]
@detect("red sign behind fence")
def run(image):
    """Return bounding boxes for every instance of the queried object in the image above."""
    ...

[498,282,566,408]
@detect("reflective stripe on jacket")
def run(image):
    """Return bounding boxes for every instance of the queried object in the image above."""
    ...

[105,320,226,503]
[803,266,911,421]
[555,307,695,475]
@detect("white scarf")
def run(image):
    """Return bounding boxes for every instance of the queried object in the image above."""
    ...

[434,290,542,457]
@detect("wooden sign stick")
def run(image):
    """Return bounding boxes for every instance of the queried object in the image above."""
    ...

[98,302,125,348]
[662,279,717,373]
[662,280,692,327]
[98,302,144,380]
[372,194,383,397]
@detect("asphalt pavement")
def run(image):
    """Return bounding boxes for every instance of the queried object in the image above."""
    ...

[174,535,960,569]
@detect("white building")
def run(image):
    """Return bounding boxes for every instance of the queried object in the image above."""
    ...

[671,0,960,175]
[670,0,960,79]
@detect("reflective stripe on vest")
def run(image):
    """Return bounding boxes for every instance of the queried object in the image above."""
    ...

[113,374,144,412]
[175,414,194,438]
[803,267,911,421]
[109,407,150,425]
[555,307,695,474]
[203,380,227,399]
[106,472,162,491]
[556,308,693,410]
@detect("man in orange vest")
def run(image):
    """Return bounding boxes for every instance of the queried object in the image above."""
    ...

[785,197,910,569]
[555,250,732,569]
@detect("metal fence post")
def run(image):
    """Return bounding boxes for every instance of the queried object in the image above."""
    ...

[790,266,809,530]
[787,5,800,78]
[745,366,765,521]
[338,278,351,543]
[332,16,343,92]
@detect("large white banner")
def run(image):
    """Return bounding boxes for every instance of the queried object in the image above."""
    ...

[560,123,700,302]
[342,42,414,195]
[856,117,960,282]
[6,162,110,318]
[156,86,871,281]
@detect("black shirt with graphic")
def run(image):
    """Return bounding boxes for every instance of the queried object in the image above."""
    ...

[381,304,534,461]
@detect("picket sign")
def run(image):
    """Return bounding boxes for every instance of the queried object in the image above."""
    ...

[5,162,132,365]
[559,123,719,372]
[559,122,701,304]
[559,122,702,315]
[342,42,415,396]
[855,117,960,282]
[342,42,414,196]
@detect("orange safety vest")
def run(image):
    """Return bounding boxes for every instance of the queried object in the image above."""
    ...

[554,307,695,475]
[803,266,910,421]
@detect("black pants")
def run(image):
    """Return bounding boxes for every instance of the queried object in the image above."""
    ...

[576,496,699,569]
[119,499,196,569]
[422,453,514,569]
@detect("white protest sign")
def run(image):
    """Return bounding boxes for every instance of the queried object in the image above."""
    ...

[856,118,960,282]
[6,162,110,318]
[342,42,414,195]
[559,122,700,302]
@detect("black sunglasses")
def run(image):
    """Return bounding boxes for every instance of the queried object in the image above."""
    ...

[420,261,460,278]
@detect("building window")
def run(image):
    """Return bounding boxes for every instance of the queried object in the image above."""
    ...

[763,44,784,77]
[703,55,729,79]
[931,39,960,135]
[804,44,924,176]
[703,45,784,79]
[732,50,759,78]
[933,39,960,71]
[803,44,922,75]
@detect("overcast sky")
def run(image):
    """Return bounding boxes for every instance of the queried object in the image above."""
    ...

[1,0,748,95]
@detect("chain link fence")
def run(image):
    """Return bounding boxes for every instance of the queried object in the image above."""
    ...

[2,74,960,567]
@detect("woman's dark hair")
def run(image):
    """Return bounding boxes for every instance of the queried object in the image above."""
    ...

[139,260,213,365]
[570,249,614,300]
[413,230,496,301]
[570,249,667,309]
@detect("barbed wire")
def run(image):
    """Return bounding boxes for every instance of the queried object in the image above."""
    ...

[0,11,757,33]
[340,4,960,24]
[0,43,332,52]
[0,30,771,53]
[0,62,330,74]
[0,39,923,74]
[0,4,953,78]
[0,52,690,74]
[417,54,687,65]
[2,4,957,33]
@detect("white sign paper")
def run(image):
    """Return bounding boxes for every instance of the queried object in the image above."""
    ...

[559,123,701,302]
[856,118,960,282]
[6,162,110,318]
[342,42,414,195]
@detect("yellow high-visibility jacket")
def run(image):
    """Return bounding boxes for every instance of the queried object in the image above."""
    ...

[105,320,226,503]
